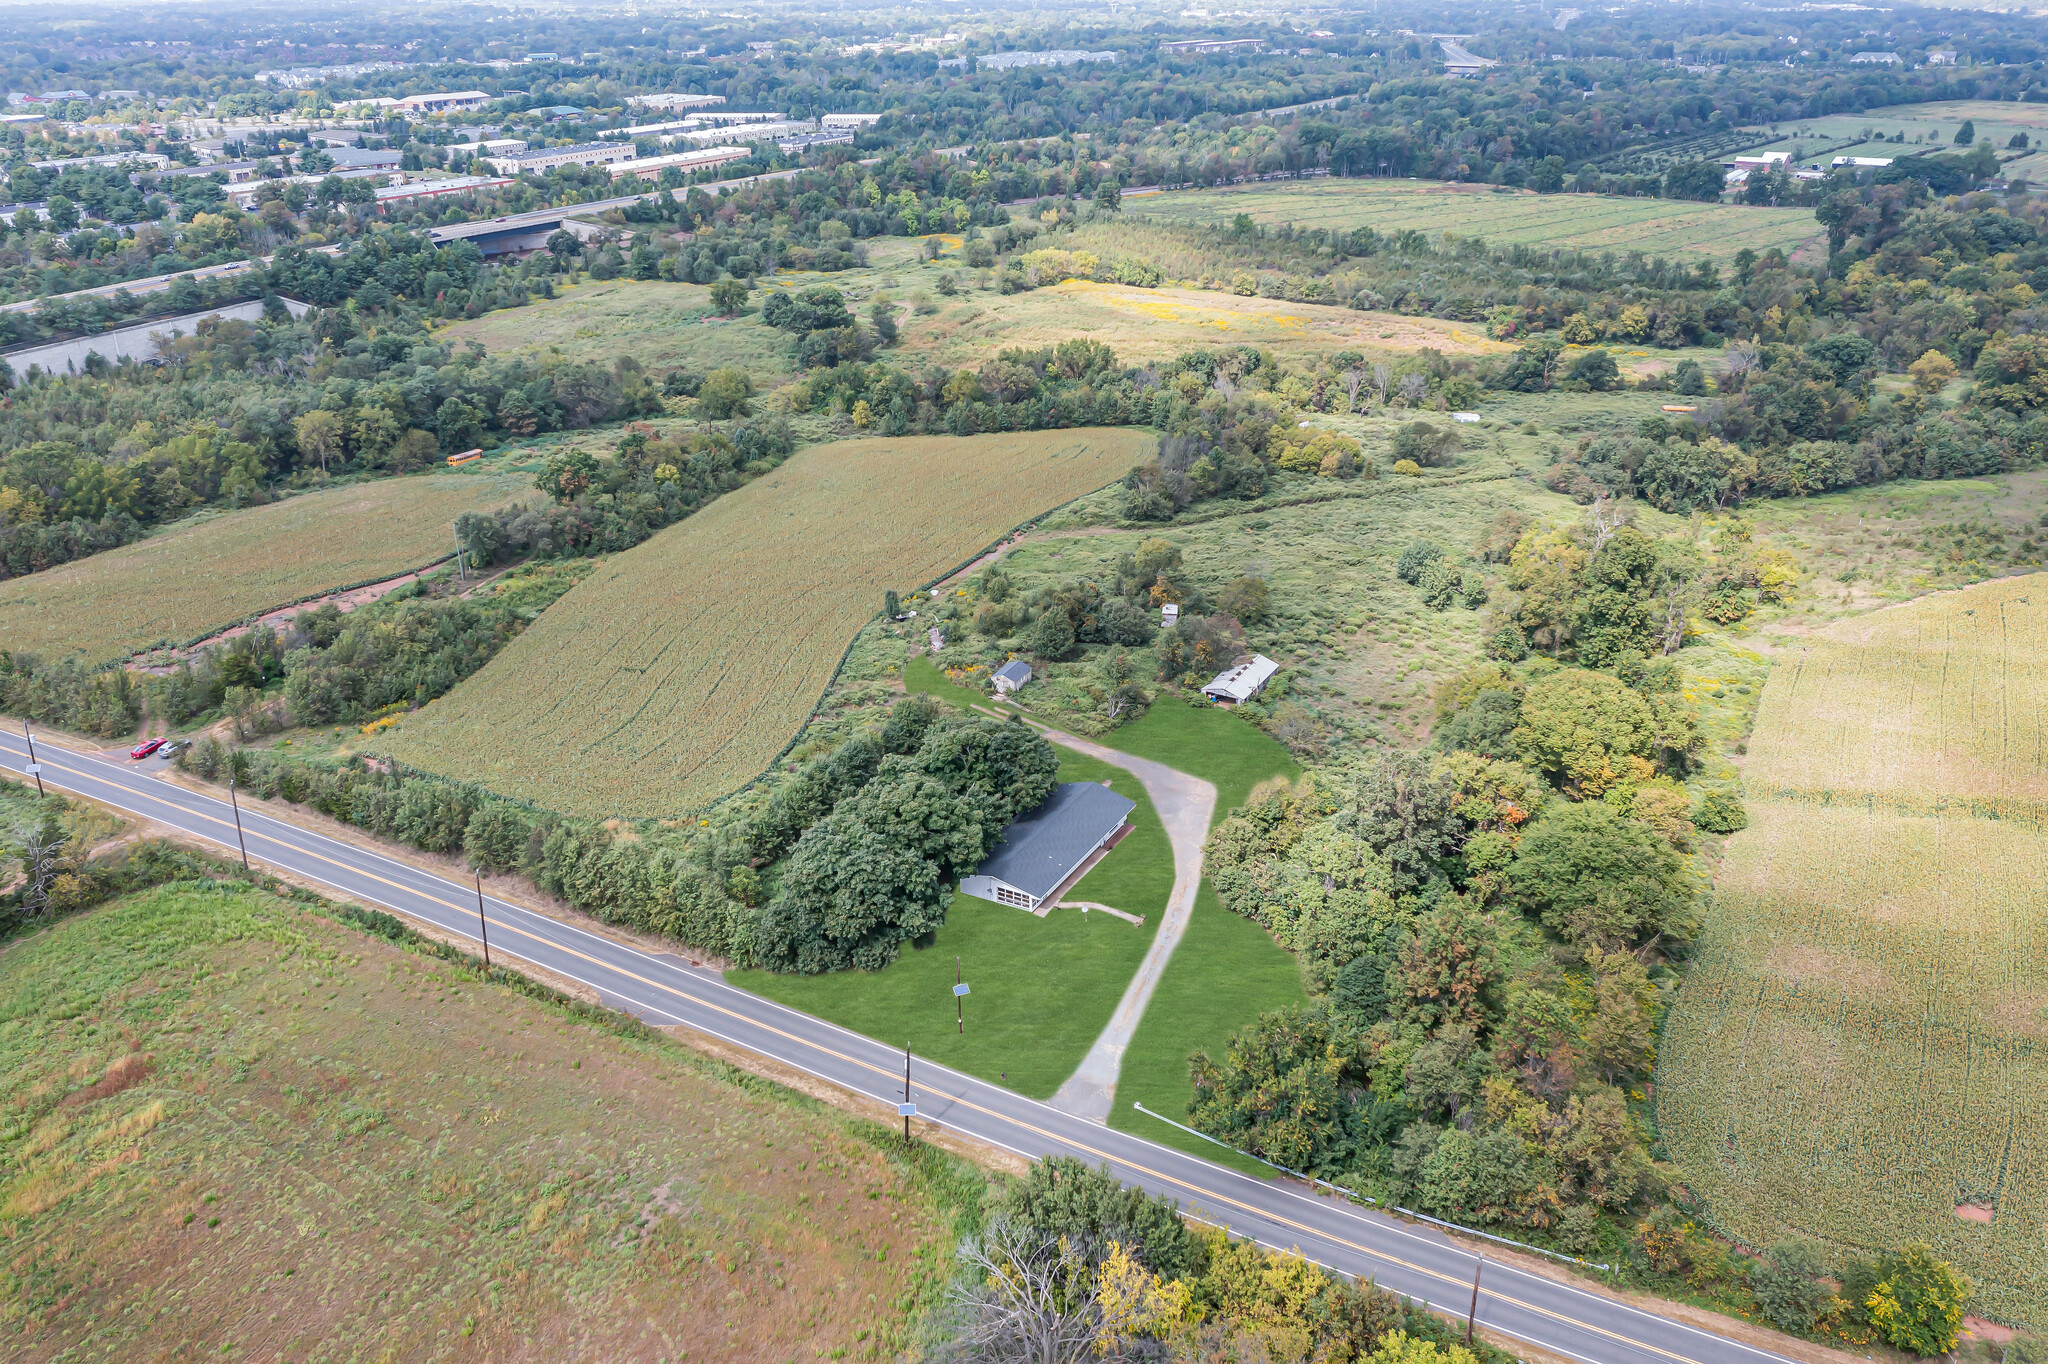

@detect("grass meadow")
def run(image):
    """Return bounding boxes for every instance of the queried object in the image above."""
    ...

[1740,470,2048,632]
[0,882,973,1361]
[1126,180,1822,264]
[432,276,794,380]
[1658,573,2048,1322]
[381,428,1154,819]
[886,279,1503,371]
[0,466,531,665]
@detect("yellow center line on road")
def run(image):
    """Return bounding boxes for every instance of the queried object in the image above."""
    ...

[0,740,1732,1364]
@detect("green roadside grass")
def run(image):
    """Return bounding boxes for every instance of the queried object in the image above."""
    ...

[728,742,1173,1099]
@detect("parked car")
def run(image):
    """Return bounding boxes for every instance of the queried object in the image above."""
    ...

[129,738,165,760]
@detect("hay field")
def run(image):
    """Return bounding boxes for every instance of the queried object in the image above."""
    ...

[893,279,1504,372]
[0,467,530,665]
[1659,574,2048,1320]
[0,882,959,1361]
[1128,181,1820,264]
[382,428,1154,818]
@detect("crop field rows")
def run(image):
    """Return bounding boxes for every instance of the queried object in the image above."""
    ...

[1742,579,2048,808]
[1659,574,2048,1321]
[382,428,1156,818]
[1128,181,1820,263]
[0,467,532,665]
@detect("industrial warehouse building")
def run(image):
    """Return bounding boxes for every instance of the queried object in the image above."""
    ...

[485,141,635,174]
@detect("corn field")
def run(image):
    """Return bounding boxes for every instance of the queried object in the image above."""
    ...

[1659,574,2048,1321]
[0,468,530,665]
[382,429,1153,819]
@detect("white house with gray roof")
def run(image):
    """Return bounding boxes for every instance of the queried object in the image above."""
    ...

[960,782,1136,911]
[992,660,1032,695]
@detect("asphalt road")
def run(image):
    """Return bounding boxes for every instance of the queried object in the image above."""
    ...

[0,731,1796,1364]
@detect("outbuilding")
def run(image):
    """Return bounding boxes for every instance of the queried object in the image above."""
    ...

[960,782,1136,911]
[1202,654,1280,705]
[992,660,1032,696]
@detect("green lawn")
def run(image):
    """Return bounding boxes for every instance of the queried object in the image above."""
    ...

[903,662,1310,1162]
[1108,878,1309,1173]
[859,656,1311,1169]
[1082,698,1310,1164]
[728,743,1173,1099]
[1093,695,1298,816]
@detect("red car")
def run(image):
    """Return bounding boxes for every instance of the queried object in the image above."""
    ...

[129,738,165,760]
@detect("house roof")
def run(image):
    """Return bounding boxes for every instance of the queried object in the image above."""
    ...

[974,782,1135,901]
[993,660,1032,685]
[1204,654,1280,701]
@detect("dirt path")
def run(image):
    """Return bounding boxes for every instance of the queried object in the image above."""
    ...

[130,564,452,673]
[1039,728,1216,1124]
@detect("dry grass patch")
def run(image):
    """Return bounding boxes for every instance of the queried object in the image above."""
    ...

[894,278,1500,372]
[0,883,970,1362]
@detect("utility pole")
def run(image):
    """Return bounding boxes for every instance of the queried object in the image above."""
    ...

[453,526,467,583]
[475,872,491,969]
[900,1044,914,1141]
[227,778,250,872]
[21,720,43,797]
[1466,1256,1484,1348]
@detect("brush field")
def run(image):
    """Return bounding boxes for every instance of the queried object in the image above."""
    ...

[0,467,531,666]
[0,882,968,1362]
[1128,180,1821,264]
[382,428,1154,818]
[1658,573,2048,1321]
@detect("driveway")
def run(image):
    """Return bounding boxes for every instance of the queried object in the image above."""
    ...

[1040,729,1216,1123]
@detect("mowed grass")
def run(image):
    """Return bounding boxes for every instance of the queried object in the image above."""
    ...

[898,660,1307,1163]
[382,429,1155,819]
[733,744,1173,1099]
[0,467,532,665]
[1095,701,1306,1166]
[1129,180,1821,264]
[431,276,794,384]
[1658,574,2048,1322]
[0,882,966,1361]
